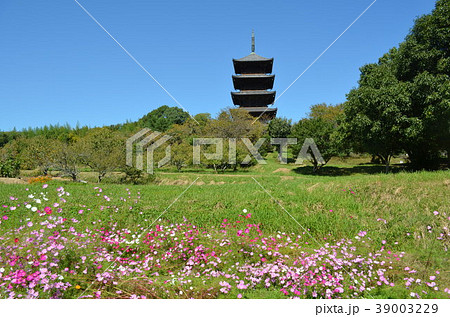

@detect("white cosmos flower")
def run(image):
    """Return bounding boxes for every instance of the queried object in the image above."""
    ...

[26,204,32,209]
[35,199,41,204]
[243,209,248,213]
[0,268,5,273]
[28,194,34,199]
[31,207,37,212]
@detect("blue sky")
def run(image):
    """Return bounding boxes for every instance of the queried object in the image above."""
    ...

[0,0,437,131]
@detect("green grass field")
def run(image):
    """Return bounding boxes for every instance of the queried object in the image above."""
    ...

[0,154,448,298]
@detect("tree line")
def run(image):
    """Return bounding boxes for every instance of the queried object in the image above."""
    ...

[0,0,448,180]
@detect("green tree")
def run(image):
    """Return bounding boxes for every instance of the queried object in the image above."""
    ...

[193,113,212,126]
[0,155,20,178]
[268,117,292,138]
[138,105,190,132]
[342,60,409,172]
[202,108,267,171]
[308,103,344,122]
[170,142,192,171]
[342,0,450,170]
[290,117,341,172]
[78,128,125,182]
[201,140,248,173]
[206,108,266,142]
[20,136,62,175]
[393,0,450,168]
[54,142,83,181]
[0,132,12,148]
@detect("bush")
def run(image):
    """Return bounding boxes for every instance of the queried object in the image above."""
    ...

[121,166,156,185]
[0,157,20,178]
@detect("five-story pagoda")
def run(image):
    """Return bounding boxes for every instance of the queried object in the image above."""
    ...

[231,31,277,120]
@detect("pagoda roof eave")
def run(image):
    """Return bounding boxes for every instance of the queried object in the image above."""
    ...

[231,90,276,96]
[239,107,277,112]
[233,53,273,62]
[232,74,275,79]
[231,91,276,107]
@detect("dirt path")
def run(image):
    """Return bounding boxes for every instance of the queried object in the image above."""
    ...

[158,172,303,178]
[0,177,27,184]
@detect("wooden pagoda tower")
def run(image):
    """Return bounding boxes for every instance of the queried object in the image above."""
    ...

[231,31,277,120]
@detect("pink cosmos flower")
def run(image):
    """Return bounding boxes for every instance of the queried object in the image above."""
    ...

[42,184,48,189]
[433,211,439,215]
[237,281,248,290]
[429,276,436,281]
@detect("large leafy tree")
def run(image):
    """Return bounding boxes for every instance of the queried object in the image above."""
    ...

[290,104,343,172]
[138,105,190,132]
[394,0,450,168]
[205,108,265,141]
[268,117,292,139]
[203,108,266,170]
[20,136,62,175]
[308,103,343,122]
[54,142,84,182]
[342,58,410,172]
[342,0,450,170]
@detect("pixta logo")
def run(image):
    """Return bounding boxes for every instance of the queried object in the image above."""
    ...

[126,129,172,174]
[127,129,324,173]
[193,137,324,165]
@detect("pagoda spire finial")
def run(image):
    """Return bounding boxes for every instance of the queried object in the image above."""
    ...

[251,30,255,53]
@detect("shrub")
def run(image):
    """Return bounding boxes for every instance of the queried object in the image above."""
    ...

[121,166,156,184]
[0,157,20,178]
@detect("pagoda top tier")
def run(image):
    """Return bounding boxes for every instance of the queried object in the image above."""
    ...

[230,31,277,120]
[233,31,274,74]
[233,53,273,74]
[233,53,273,62]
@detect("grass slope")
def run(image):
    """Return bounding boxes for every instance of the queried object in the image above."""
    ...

[0,154,448,298]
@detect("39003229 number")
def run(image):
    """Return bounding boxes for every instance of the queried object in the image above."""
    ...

[375,303,438,314]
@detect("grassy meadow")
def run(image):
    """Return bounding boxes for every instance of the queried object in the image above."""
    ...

[0,154,448,298]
